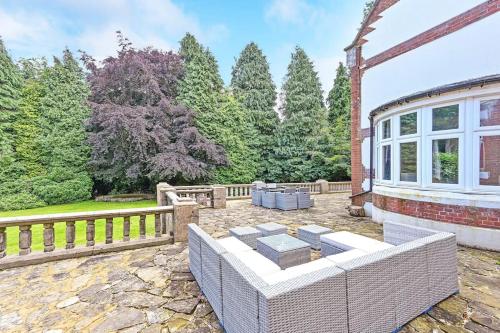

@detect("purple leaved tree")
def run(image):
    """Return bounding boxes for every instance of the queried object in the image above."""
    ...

[82,32,227,192]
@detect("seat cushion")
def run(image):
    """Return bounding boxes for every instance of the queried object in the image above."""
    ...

[217,237,252,253]
[326,249,368,264]
[232,250,281,277]
[321,231,395,253]
[260,258,335,285]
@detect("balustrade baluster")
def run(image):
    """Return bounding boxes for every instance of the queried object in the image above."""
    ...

[19,225,32,255]
[106,218,113,244]
[0,227,6,258]
[139,215,146,239]
[123,216,130,241]
[66,221,76,249]
[43,223,55,252]
[154,214,161,238]
[86,219,95,246]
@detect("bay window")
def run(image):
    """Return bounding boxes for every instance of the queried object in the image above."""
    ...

[375,91,500,193]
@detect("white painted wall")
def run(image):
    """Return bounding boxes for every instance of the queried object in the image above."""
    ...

[363,0,486,59]
[361,13,500,129]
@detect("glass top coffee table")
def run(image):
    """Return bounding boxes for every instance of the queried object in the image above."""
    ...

[256,234,311,269]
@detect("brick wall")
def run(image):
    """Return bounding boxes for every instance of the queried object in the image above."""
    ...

[373,193,500,229]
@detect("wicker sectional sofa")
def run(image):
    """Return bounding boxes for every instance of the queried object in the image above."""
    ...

[188,221,458,333]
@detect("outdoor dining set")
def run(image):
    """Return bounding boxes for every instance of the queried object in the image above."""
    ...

[251,184,313,210]
[188,221,458,333]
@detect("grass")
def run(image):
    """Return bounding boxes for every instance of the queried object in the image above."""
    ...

[0,200,157,255]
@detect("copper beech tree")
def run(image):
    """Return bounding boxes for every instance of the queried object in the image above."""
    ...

[82,33,227,192]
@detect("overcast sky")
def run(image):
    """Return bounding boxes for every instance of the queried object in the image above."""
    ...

[0,0,366,93]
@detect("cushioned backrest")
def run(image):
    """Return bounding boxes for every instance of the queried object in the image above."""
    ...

[383,221,438,245]
[337,247,399,333]
[258,266,348,333]
[416,232,458,305]
[221,253,269,333]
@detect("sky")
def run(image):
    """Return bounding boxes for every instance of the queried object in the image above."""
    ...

[0,0,366,94]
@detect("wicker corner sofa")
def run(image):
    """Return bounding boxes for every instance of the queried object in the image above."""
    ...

[188,221,458,333]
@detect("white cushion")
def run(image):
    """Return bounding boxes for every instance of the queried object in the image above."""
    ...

[320,231,395,253]
[217,237,252,253]
[261,258,335,285]
[232,250,281,276]
[326,249,368,264]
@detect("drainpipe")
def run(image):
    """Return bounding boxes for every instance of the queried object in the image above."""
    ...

[369,115,374,192]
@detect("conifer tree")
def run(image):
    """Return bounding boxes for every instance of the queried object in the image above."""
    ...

[231,42,278,179]
[326,62,352,179]
[269,47,330,182]
[0,38,22,173]
[178,33,259,183]
[32,49,93,204]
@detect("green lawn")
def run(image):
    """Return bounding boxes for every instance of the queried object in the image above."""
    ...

[0,200,157,255]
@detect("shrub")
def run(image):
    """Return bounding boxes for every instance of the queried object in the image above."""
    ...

[0,192,46,211]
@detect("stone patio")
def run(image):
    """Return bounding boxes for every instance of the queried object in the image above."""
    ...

[0,193,498,333]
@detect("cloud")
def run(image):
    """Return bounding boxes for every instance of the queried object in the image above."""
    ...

[265,0,320,26]
[0,0,228,62]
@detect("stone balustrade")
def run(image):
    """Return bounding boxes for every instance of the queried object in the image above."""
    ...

[0,199,199,269]
[164,180,351,202]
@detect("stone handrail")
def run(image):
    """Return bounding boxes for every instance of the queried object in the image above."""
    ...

[0,202,199,269]
[328,181,352,192]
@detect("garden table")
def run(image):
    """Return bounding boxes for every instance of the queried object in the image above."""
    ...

[256,234,311,269]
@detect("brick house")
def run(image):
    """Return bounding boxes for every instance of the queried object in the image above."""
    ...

[345,0,500,250]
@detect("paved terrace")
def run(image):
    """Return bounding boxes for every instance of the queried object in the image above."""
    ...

[0,193,498,333]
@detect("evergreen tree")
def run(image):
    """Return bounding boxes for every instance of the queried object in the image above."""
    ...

[230,42,278,179]
[0,38,22,173]
[326,62,352,180]
[269,47,330,182]
[178,33,259,183]
[31,49,93,204]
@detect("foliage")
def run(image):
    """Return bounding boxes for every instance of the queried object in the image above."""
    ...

[362,0,376,23]
[83,33,227,192]
[230,42,278,179]
[269,47,331,182]
[326,62,351,180]
[178,33,258,184]
[435,152,458,182]
[0,38,22,177]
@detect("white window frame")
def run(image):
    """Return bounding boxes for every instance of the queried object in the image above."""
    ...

[473,94,500,131]
[379,142,393,184]
[425,133,464,190]
[472,131,500,190]
[396,138,420,186]
[381,118,392,142]
[397,109,420,138]
[424,100,464,135]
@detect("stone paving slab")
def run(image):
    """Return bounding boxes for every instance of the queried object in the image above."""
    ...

[0,193,498,332]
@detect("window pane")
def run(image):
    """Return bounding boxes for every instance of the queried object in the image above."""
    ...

[382,145,391,180]
[400,142,417,182]
[432,138,459,184]
[382,120,391,139]
[432,105,459,131]
[400,112,417,135]
[479,135,500,186]
[480,98,500,127]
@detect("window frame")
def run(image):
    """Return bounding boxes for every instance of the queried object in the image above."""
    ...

[424,100,464,135]
[473,94,500,131]
[425,133,464,190]
[397,109,420,138]
[472,130,500,190]
[396,138,420,186]
[379,142,393,184]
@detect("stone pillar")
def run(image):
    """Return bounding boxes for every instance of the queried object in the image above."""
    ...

[156,182,171,206]
[43,223,55,252]
[211,186,227,209]
[105,218,113,244]
[0,227,6,258]
[123,216,130,241]
[86,220,95,246]
[173,201,198,242]
[139,215,146,239]
[66,221,76,249]
[316,179,329,194]
[19,225,31,255]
